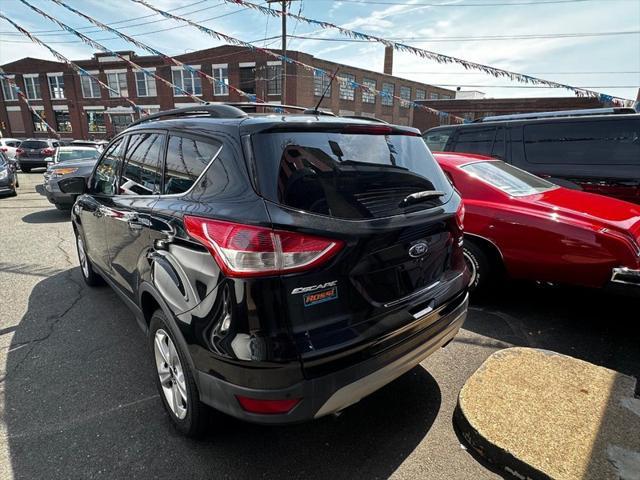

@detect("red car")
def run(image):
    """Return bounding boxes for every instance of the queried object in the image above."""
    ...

[434,152,640,294]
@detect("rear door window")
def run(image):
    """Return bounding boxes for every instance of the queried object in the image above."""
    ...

[119,133,164,195]
[252,129,453,219]
[423,128,454,151]
[163,135,221,195]
[523,118,640,165]
[452,126,496,156]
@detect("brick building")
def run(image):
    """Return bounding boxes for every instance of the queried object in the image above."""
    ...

[0,45,454,140]
[412,96,606,132]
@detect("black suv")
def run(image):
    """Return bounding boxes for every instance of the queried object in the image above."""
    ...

[423,108,640,205]
[16,138,60,172]
[62,104,468,436]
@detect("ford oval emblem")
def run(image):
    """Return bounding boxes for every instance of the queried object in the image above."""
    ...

[408,241,429,258]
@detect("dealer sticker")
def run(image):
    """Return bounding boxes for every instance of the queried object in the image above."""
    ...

[303,286,338,307]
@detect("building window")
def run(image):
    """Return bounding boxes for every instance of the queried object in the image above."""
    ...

[48,74,65,99]
[110,113,133,134]
[267,64,282,96]
[1,77,16,101]
[54,110,72,132]
[31,109,47,132]
[212,64,228,96]
[400,86,411,108]
[381,82,394,106]
[362,78,376,104]
[239,66,256,95]
[172,67,202,96]
[441,94,451,100]
[106,71,128,98]
[135,70,156,97]
[415,89,426,101]
[86,111,106,133]
[81,74,101,98]
[313,70,331,97]
[24,75,41,100]
[339,73,355,101]
[430,92,439,100]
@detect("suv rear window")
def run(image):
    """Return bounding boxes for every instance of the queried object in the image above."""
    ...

[252,130,453,219]
[21,140,49,149]
[523,118,640,165]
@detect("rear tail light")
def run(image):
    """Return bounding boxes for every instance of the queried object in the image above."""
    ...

[184,216,344,278]
[0,147,7,152]
[15,148,24,156]
[236,396,301,414]
[41,148,55,156]
[455,201,465,230]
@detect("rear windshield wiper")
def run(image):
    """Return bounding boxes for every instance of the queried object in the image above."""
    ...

[399,190,446,207]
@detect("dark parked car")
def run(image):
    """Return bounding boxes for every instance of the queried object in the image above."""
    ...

[0,151,19,196]
[423,108,640,204]
[16,138,60,172]
[44,157,100,210]
[62,105,469,436]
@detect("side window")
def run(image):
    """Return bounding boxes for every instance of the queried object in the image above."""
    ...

[119,132,164,195]
[452,127,496,156]
[423,128,454,152]
[89,138,126,195]
[524,119,640,165]
[163,135,221,195]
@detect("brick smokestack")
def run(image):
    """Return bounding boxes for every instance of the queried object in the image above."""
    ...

[383,46,393,75]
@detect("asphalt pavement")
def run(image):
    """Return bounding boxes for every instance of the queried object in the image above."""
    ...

[1,172,638,480]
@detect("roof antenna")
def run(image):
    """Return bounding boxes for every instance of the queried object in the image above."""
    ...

[305,68,339,116]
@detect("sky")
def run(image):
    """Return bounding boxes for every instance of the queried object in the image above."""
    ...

[0,0,638,101]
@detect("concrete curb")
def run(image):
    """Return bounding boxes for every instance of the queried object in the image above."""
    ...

[455,347,640,480]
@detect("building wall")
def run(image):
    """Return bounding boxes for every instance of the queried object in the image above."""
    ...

[412,96,606,132]
[0,46,454,139]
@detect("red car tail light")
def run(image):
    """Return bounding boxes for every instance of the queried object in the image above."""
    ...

[184,216,344,277]
[455,201,465,230]
[41,147,55,156]
[15,148,24,156]
[0,147,7,152]
[236,396,301,414]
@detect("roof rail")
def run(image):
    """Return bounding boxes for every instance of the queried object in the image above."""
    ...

[128,104,247,128]
[479,107,637,123]
[340,115,389,124]
[223,102,335,116]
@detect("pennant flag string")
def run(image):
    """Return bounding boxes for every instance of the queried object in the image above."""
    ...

[131,0,465,123]
[19,0,207,105]
[49,0,265,104]
[0,12,149,116]
[222,0,630,104]
[0,67,60,138]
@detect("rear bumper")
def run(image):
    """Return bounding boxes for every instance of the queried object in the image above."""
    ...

[606,267,640,297]
[44,181,74,206]
[18,158,47,168]
[196,292,468,424]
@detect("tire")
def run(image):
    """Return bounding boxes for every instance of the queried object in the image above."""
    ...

[150,310,210,438]
[21,166,31,173]
[75,230,103,287]
[463,239,495,293]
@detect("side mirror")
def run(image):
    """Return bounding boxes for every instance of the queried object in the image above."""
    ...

[58,176,87,195]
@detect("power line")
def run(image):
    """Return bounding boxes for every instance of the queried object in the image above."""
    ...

[322,0,634,6]
[284,30,640,43]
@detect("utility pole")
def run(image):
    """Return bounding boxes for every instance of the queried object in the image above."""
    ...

[268,0,291,105]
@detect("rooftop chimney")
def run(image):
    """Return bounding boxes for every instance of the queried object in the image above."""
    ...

[383,46,393,75]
